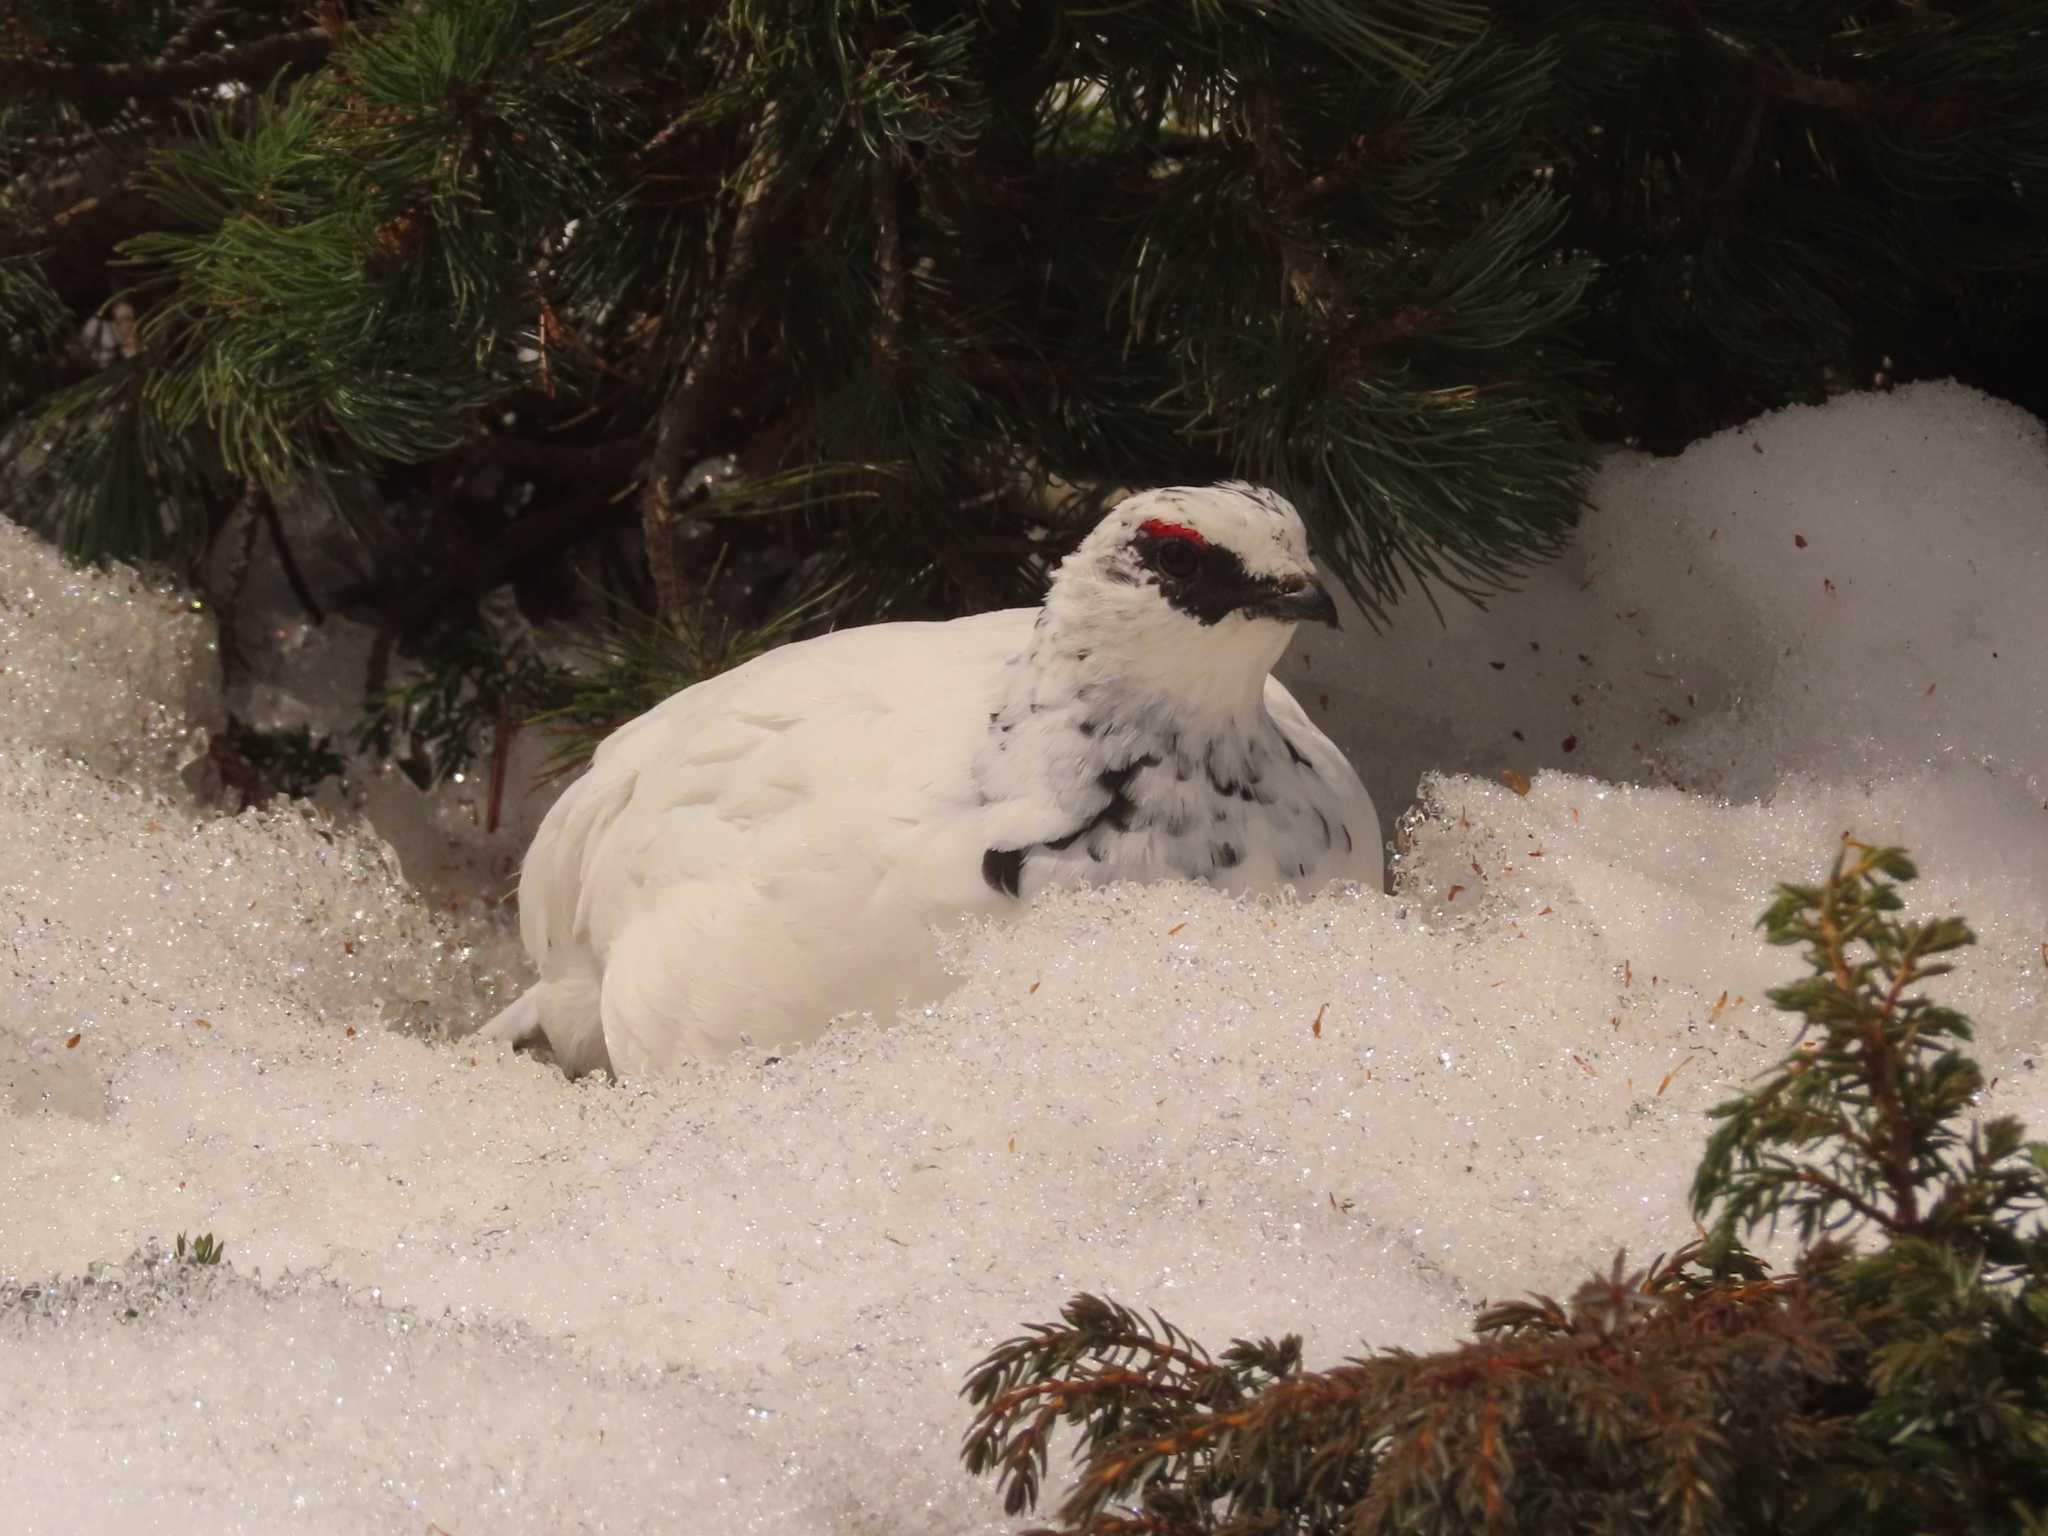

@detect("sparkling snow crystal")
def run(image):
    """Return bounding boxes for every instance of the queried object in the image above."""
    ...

[4,381,2048,1534]
[0,515,220,788]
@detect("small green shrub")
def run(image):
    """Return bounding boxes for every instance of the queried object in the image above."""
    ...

[963,840,2048,1534]
[173,1232,225,1267]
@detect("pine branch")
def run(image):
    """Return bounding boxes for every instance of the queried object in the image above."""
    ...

[1246,98,1339,317]
[874,151,909,362]
[639,106,781,640]
[11,0,2039,756]
[157,1,233,66]
[259,486,324,626]
[1665,1,1888,118]
[0,178,170,302]
[366,472,631,694]
[0,28,333,104]
[454,431,645,484]
[1790,1165,1898,1234]
[0,94,271,301]
[209,482,265,684]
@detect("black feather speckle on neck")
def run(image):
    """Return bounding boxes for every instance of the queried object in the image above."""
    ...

[982,754,1161,897]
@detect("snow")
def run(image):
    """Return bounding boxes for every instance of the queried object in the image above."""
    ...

[0,518,220,790]
[1282,379,2048,821]
[4,379,2048,1534]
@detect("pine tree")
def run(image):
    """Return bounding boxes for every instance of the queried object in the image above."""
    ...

[3,3,2043,776]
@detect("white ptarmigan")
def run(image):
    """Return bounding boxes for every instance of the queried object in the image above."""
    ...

[480,481,1379,1075]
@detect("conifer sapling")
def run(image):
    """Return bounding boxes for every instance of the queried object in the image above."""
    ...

[960,837,2048,1533]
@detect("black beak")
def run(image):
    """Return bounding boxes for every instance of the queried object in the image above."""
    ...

[1247,577,1341,630]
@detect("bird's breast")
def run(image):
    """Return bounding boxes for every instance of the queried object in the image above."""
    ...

[982,713,1369,899]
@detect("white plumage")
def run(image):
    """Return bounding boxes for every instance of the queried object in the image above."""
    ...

[481,482,1379,1075]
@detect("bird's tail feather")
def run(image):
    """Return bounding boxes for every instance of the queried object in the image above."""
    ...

[476,985,544,1047]
[474,979,612,1076]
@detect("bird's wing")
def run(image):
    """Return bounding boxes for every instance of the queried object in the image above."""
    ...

[515,608,1035,1062]
[517,763,636,971]
[1262,674,1382,883]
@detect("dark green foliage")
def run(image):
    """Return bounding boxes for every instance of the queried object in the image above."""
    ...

[353,555,842,787]
[1523,0,2048,448]
[0,253,69,414]
[220,715,348,800]
[359,620,559,790]
[3,3,2043,745]
[961,843,2048,1533]
[1696,842,1994,1261]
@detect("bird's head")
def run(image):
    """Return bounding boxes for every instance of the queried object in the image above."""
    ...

[1041,482,1338,714]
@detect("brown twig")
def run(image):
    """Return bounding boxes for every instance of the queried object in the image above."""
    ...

[1792,1168,1897,1234]
[979,1369,1199,1420]
[530,292,638,391]
[1818,857,1926,1231]
[637,102,698,163]
[1666,1,1887,118]
[0,173,170,302]
[366,476,632,694]
[1715,82,1768,210]
[211,482,265,685]
[0,27,333,103]
[259,486,326,625]
[351,441,638,663]
[1864,925,1934,1230]
[1247,93,1340,316]
[156,0,231,65]
[873,151,909,361]
[638,105,781,640]
[28,115,160,160]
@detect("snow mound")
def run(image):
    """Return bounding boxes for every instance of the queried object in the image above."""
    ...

[0,743,500,1126]
[3,1247,820,1533]
[4,381,2048,1534]
[0,515,220,787]
[1288,379,2048,825]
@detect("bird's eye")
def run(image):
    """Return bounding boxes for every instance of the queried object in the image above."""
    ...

[1153,538,1201,580]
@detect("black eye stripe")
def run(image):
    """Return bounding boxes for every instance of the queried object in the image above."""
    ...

[1128,527,1291,626]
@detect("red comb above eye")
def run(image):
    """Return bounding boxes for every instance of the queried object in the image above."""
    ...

[1139,517,1208,548]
